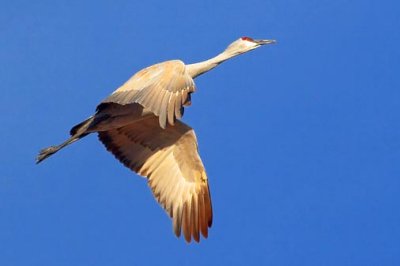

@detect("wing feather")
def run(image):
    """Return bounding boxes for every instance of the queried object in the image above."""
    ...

[192,194,200,242]
[174,92,183,119]
[158,90,171,129]
[182,201,192,242]
[167,94,176,126]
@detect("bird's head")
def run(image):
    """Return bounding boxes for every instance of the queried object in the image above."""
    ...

[224,36,276,55]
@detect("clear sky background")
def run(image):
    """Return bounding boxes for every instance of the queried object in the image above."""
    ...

[1,0,399,265]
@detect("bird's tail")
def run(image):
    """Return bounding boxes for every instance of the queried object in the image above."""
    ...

[36,116,95,164]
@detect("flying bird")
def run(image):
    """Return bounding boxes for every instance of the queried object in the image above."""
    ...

[36,36,276,243]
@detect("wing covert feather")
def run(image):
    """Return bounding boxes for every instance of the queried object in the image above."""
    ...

[98,60,195,129]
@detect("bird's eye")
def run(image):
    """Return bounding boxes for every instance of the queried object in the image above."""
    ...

[241,36,254,42]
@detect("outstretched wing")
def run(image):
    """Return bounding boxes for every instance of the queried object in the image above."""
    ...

[98,117,212,242]
[98,60,195,129]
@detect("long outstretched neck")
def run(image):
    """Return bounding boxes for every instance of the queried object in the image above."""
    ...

[186,47,240,79]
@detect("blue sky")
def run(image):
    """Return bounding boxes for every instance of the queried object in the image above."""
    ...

[1,0,399,265]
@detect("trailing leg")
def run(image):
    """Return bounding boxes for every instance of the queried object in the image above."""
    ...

[36,116,95,164]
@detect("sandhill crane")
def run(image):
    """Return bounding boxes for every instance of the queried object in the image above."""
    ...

[36,37,276,243]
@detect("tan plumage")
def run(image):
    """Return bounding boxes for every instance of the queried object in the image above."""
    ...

[98,117,212,242]
[99,60,195,129]
[36,36,276,243]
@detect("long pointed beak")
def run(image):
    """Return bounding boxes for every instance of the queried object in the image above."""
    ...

[255,39,277,45]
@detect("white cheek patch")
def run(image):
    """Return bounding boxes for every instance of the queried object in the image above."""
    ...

[242,40,257,49]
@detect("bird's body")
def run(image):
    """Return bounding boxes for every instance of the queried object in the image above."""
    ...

[37,37,275,243]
